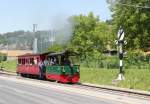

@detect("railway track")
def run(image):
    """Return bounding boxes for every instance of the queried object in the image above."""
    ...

[75,83,150,101]
[0,70,150,101]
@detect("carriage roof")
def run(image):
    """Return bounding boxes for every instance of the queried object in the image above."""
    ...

[18,52,52,58]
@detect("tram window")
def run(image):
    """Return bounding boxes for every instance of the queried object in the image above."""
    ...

[25,59,29,65]
[30,58,34,65]
[34,58,38,65]
[18,59,21,65]
[22,59,25,65]
[37,58,39,62]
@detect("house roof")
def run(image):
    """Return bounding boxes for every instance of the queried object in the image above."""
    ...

[0,50,33,57]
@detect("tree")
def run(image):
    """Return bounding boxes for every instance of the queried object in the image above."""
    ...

[107,0,150,51]
[70,12,113,59]
[47,44,66,52]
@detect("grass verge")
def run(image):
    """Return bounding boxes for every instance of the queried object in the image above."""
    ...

[80,67,150,91]
[0,60,17,72]
[80,67,118,85]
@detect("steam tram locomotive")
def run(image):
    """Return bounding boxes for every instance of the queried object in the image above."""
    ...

[17,51,80,83]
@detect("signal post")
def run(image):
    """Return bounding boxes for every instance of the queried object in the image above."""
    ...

[115,28,127,80]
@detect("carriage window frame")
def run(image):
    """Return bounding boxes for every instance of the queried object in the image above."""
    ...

[30,57,34,65]
[22,58,25,65]
[25,58,29,65]
[18,59,21,65]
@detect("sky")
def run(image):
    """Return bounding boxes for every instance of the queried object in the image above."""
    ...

[0,0,111,33]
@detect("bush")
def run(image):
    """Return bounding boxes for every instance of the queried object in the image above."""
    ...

[80,55,119,69]
[80,51,150,69]
[0,53,7,62]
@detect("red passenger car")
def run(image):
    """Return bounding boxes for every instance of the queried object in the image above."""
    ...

[17,53,48,78]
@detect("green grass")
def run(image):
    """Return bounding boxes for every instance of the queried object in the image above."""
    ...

[118,69,150,91]
[80,68,118,85]
[0,60,17,72]
[1,60,150,91]
[80,67,150,91]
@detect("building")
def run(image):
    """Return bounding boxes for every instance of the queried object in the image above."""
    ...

[0,50,33,60]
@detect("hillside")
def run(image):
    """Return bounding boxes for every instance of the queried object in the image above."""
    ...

[0,29,71,52]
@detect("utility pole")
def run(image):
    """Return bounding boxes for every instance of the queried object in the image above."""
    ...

[33,24,37,33]
[33,24,38,54]
[115,28,127,80]
[49,29,55,47]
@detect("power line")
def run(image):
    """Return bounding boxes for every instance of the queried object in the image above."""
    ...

[118,3,150,9]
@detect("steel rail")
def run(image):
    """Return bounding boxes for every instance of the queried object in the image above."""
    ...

[75,83,150,100]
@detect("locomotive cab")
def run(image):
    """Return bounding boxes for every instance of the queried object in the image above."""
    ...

[46,51,80,83]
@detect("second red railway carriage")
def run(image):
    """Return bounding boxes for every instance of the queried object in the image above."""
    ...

[17,51,80,83]
[17,53,48,77]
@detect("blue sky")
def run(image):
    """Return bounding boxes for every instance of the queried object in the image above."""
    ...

[0,0,111,33]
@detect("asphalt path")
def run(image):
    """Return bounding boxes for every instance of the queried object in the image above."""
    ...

[0,76,118,104]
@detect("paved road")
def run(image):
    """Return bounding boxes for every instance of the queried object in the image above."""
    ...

[0,76,118,104]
